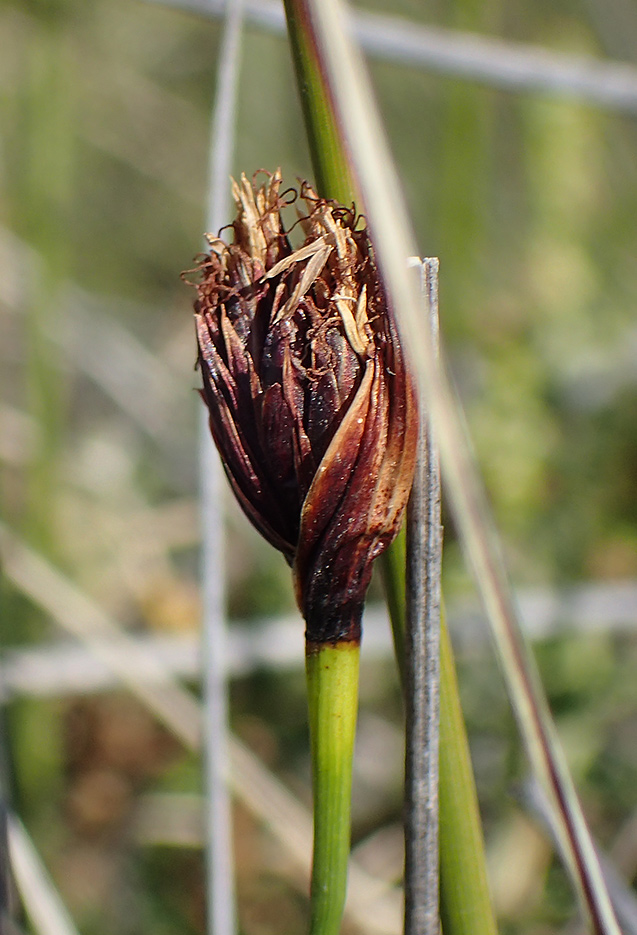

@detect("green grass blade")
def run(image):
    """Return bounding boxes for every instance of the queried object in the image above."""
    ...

[283,0,356,205]
[438,615,497,935]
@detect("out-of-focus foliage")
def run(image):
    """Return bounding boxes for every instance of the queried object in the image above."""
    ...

[1,0,637,932]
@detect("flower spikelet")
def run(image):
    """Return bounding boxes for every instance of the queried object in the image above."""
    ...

[193,170,418,642]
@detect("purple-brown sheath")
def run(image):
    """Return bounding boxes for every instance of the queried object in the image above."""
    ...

[193,170,417,643]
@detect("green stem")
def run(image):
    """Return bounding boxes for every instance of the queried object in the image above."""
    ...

[283,10,363,928]
[438,613,497,935]
[283,4,496,931]
[381,528,407,671]
[283,0,358,207]
[305,641,360,935]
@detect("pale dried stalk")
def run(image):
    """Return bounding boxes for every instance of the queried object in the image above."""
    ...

[404,258,442,935]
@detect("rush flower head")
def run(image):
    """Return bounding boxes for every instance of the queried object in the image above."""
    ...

[193,169,417,643]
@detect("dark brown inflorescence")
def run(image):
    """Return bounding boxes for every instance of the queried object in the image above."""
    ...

[193,170,418,643]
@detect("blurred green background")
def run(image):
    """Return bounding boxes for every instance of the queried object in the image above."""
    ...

[1,0,637,932]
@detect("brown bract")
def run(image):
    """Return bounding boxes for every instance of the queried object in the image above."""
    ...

[193,170,417,643]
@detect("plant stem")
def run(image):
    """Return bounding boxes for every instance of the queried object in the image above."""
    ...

[387,570,497,935]
[305,641,360,935]
[283,8,365,932]
[381,527,407,669]
[284,5,496,933]
[438,615,497,935]
[385,546,497,935]
[384,259,496,934]
[200,5,244,934]
[283,0,358,206]
[290,5,620,930]
[403,259,442,935]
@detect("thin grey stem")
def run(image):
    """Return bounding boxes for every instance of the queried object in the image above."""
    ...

[200,3,245,935]
[404,258,442,935]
